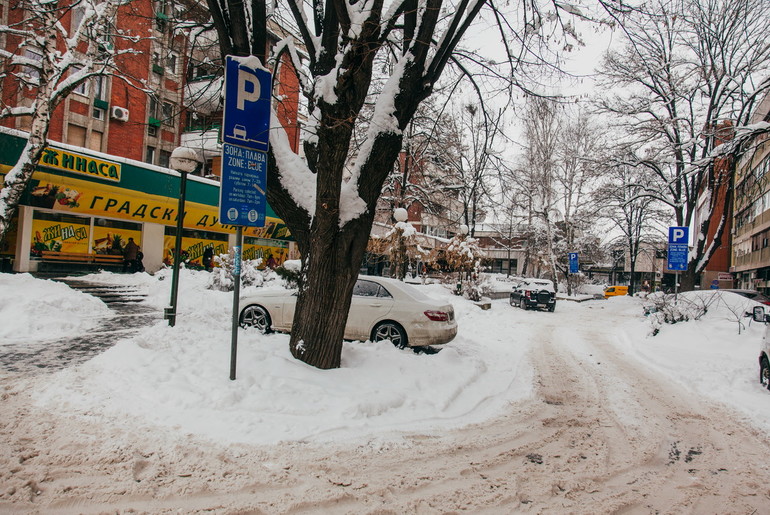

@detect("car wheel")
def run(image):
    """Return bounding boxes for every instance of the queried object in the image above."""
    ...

[519,298,528,310]
[509,294,515,306]
[373,322,407,349]
[239,305,272,333]
[761,356,770,390]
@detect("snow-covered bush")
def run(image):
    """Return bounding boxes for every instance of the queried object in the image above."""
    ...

[274,264,301,288]
[442,234,486,301]
[645,291,720,335]
[207,252,264,291]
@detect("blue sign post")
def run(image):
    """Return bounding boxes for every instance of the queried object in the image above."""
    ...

[222,56,271,152]
[667,226,689,271]
[220,56,271,227]
[221,55,272,381]
[568,252,579,274]
[668,226,689,300]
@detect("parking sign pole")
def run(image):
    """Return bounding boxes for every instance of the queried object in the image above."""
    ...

[230,226,242,381]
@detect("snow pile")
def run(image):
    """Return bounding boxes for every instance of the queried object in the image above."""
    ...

[625,291,770,430]
[9,270,533,445]
[0,273,113,343]
[4,271,770,444]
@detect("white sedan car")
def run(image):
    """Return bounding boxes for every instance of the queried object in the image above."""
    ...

[239,275,458,348]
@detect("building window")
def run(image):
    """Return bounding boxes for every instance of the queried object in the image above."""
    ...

[159,150,171,168]
[72,66,87,96]
[166,52,177,75]
[148,124,158,137]
[146,146,156,165]
[88,130,103,152]
[71,4,86,31]
[93,75,106,100]
[148,95,158,119]
[162,101,174,125]
[67,124,87,147]
[23,49,42,81]
[93,107,104,120]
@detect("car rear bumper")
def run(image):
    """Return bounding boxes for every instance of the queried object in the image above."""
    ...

[406,322,458,346]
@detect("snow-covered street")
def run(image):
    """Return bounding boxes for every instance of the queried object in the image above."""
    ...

[2,271,770,513]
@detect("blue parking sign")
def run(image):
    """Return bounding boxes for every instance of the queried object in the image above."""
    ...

[223,56,271,153]
[568,252,579,274]
[667,226,689,271]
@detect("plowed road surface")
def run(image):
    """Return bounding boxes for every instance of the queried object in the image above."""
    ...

[2,300,770,514]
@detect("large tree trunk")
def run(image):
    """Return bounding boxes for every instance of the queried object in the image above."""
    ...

[289,216,373,368]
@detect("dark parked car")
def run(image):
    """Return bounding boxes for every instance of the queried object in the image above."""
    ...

[510,278,556,312]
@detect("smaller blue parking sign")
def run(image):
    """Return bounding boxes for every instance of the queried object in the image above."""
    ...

[667,226,689,271]
[568,252,579,274]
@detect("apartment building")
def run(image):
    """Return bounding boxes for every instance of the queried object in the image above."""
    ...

[0,0,190,168]
[731,92,770,292]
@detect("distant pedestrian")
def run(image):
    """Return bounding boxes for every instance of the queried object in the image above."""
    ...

[135,249,145,272]
[202,246,214,271]
[123,237,138,273]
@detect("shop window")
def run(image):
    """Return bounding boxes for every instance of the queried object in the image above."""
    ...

[93,218,142,255]
[31,211,91,255]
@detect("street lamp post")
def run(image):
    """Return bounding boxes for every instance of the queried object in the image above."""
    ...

[393,207,408,280]
[164,147,200,327]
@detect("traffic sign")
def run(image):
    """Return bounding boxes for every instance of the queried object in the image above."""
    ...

[568,252,579,274]
[222,56,271,153]
[667,226,689,271]
[668,226,689,245]
[219,143,267,226]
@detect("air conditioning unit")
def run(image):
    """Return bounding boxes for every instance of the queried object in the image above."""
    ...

[110,106,129,122]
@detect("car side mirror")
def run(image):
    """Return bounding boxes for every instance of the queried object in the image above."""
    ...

[753,306,767,323]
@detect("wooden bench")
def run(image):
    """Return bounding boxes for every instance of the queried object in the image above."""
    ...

[40,251,124,265]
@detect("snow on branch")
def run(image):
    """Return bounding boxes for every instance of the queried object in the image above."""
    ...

[269,108,316,216]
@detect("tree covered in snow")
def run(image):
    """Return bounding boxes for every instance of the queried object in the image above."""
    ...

[205,0,627,369]
[595,0,770,290]
[594,155,670,295]
[504,98,603,293]
[368,217,428,281]
[0,0,141,241]
[376,98,467,237]
[443,229,485,301]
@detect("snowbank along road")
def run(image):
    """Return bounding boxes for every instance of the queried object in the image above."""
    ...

[2,296,770,514]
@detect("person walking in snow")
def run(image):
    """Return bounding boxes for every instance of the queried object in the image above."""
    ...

[123,237,139,273]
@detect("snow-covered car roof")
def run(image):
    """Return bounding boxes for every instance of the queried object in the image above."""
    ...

[520,278,555,292]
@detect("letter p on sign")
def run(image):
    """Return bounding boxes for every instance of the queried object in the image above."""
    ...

[669,226,689,244]
[237,69,260,110]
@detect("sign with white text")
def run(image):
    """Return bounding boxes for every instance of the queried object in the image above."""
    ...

[667,226,689,271]
[219,143,266,227]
